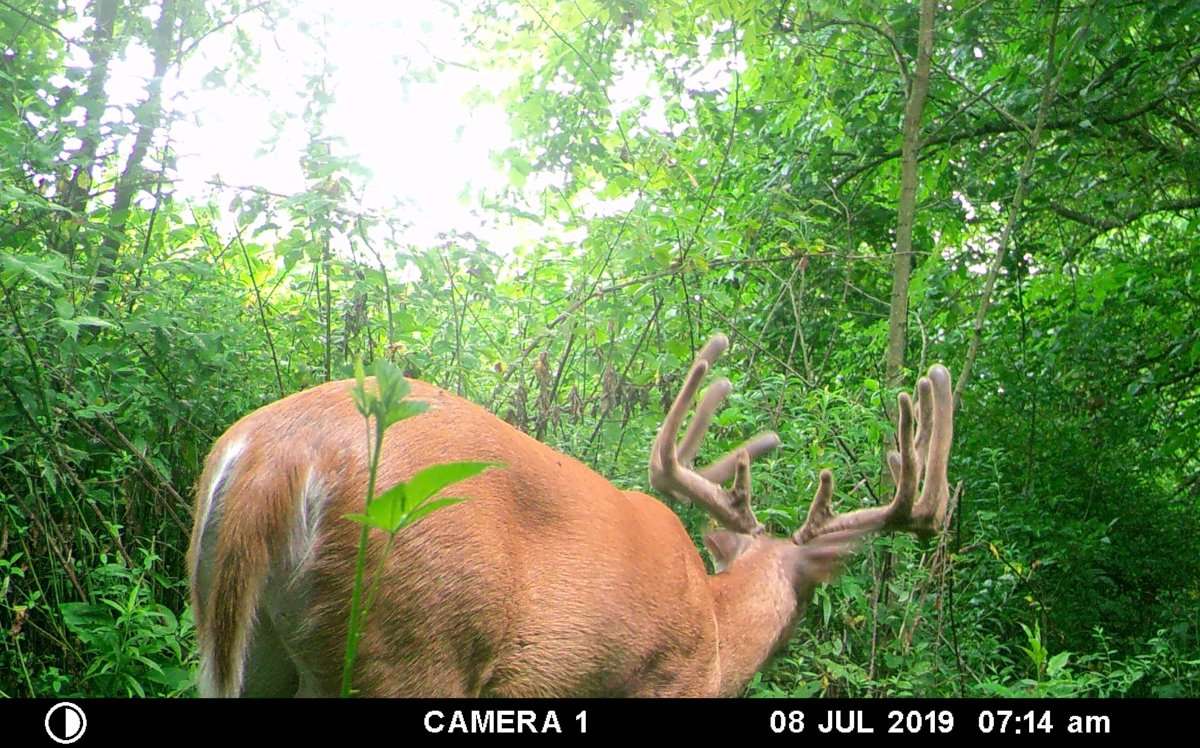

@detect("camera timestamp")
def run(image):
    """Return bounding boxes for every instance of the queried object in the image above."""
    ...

[977,709,1111,735]
[769,709,954,735]
[768,708,1113,736]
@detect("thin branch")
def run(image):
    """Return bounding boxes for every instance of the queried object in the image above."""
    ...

[175,0,273,63]
[932,59,1031,137]
[233,222,285,398]
[1049,195,1200,231]
[954,1,1094,407]
[680,65,741,264]
[0,0,77,46]
[520,0,631,156]
[832,52,1200,189]
[800,16,910,85]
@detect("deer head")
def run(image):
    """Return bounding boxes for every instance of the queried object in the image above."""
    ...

[649,334,955,680]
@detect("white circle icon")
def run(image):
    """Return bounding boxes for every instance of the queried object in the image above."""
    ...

[45,702,87,744]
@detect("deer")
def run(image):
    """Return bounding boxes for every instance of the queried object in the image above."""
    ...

[187,334,954,697]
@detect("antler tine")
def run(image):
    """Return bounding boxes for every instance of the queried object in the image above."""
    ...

[911,365,953,531]
[699,432,782,484]
[655,335,731,472]
[886,450,903,484]
[678,334,755,467]
[892,390,919,517]
[695,333,731,365]
[795,466,894,541]
[648,334,777,535]
[731,450,752,517]
[677,377,731,466]
[794,364,955,544]
[885,375,933,485]
[794,469,836,543]
[913,376,934,484]
[653,355,709,479]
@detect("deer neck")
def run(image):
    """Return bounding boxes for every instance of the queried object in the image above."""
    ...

[707,545,805,696]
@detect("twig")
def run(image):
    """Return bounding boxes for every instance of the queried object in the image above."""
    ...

[955,1,1094,407]
[233,222,285,398]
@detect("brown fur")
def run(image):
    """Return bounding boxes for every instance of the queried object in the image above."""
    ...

[188,378,870,697]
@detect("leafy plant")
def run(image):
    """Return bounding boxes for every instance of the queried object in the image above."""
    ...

[58,551,194,697]
[339,360,499,696]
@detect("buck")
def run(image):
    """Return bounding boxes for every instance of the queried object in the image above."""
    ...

[187,334,954,697]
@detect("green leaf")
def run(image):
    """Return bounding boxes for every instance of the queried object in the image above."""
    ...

[374,481,408,512]
[60,602,109,630]
[405,461,499,506]
[346,486,470,535]
[373,359,411,402]
[55,318,81,340]
[383,399,428,430]
[405,497,466,526]
[351,360,370,417]
[0,253,67,289]
[72,315,115,330]
[343,487,406,533]
[1047,651,1071,677]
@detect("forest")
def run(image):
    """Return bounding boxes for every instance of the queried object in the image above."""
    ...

[0,0,1198,698]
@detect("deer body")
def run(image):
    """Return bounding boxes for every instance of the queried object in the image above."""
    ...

[188,336,953,698]
[192,379,768,696]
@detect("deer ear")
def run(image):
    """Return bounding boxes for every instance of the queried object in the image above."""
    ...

[704,530,753,572]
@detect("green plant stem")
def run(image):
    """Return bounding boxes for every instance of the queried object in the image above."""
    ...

[361,534,397,626]
[340,418,383,697]
[13,628,34,696]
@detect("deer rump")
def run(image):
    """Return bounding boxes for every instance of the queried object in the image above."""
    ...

[188,378,723,698]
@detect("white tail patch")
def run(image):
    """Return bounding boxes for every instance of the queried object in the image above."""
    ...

[192,438,247,698]
[192,438,247,583]
[289,468,327,578]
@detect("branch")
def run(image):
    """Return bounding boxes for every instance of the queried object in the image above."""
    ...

[884,0,935,387]
[0,0,77,46]
[954,1,1093,407]
[175,0,274,63]
[521,0,631,157]
[1152,363,1200,391]
[833,53,1200,189]
[205,178,392,223]
[932,59,1031,138]
[1049,196,1200,231]
[679,66,740,264]
[800,16,910,85]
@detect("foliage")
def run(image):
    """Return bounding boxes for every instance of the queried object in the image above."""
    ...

[340,359,497,696]
[0,0,1196,697]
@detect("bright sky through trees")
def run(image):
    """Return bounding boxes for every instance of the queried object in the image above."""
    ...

[59,0,515,248]
[50,0,749,256]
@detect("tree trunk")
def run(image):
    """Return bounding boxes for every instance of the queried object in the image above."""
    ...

[873,0,935,691]
[884,0,936,388]
[58,0,119,238]
[90,0,176,308]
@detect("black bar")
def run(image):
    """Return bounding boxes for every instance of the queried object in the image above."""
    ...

[8,697,1199,744]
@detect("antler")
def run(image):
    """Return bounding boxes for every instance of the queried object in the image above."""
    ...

[794,365,954,544]
[649,334,782,534]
